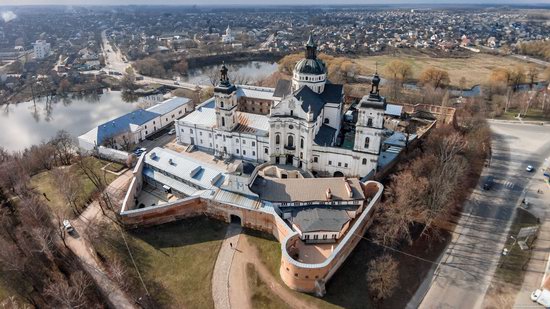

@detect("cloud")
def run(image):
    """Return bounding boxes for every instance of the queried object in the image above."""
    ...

[1,11,17,23]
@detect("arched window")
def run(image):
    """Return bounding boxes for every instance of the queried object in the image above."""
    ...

[367,118,373,127]
[276,134,280,145]
[324,118,330,124]
[221,117,225,127]
[362,158,367,165]
[288,135,294,147]
[300,138,304,148]
[364,137,370,149]
[220,101,224,108]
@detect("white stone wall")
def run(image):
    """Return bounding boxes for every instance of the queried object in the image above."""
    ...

[291,72,326,93]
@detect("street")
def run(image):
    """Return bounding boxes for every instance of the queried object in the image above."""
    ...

[413,122,550,309]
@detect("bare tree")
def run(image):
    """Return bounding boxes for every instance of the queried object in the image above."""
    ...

[50,130,75,166]
[366,254,399,301]
[44,271,92,309]
[52,167,83,216]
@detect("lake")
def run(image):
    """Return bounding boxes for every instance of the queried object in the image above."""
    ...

[0,91,140,152]
[183,61,279,85]
[1,61,280,152]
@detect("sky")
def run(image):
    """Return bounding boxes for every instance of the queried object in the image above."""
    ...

[0,0,547,5]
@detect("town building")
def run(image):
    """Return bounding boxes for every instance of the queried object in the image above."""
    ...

[78,96,192,151]
[32,40,51,59]
[176,36,386,179]
[221,25,235,44]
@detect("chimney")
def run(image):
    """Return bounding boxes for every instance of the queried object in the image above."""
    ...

[344,180,353,198]
[325,188,332,200]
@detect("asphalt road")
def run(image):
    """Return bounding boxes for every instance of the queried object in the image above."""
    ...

[416,122,550,309]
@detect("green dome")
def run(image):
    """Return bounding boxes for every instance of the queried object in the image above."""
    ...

[294,58,326,75]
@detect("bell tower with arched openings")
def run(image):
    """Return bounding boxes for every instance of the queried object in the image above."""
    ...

[354,72,386,154]
[214,63,238,131]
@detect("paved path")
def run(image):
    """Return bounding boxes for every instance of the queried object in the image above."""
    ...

[413,123,550,309]
[212,224,242,309]
[512,167,550,308]
[65,171,135,309]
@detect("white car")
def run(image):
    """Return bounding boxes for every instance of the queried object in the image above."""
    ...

[526,165,534,172]
[63,219,75,234]
[168,128,176,135]
[532,289,541,301]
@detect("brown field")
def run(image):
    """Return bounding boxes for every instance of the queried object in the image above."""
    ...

[355,51,546,88]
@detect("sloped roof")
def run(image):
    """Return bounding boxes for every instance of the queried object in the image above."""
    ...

[233,112,270,136]
[314,125,336,146]
[179,98,217,128]
[290,208,351,233]
[97,109,158,144]
[251,176,365,203]
[273,79,292,98]
[147,97,191,115]
[320,84,343,103]
[294,85,327,119]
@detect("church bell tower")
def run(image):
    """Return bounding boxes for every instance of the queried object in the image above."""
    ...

[214,63,238,131]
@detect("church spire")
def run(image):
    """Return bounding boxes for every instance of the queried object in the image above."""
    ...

[305,34,317,60]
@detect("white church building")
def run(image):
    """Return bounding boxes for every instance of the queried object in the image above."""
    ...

[176,36,386,178]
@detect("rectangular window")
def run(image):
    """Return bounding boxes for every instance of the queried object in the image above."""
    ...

[323,235,327,240]
[314,235,318,240]
[313,157,318,163]
[264,148,268,154]
[190,129,193,133]
[304,235,310,240]
[328,161,332,165]
[252,141,255,146]
[338,162,342,167]
[345,163,348,168]
[243,150,246,156]
[242,140,246,144]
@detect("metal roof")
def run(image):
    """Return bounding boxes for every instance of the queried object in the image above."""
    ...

[147,97,191,115]
[212,189,262,209]
[179,98,217,128]
[97,109,159,145]
[385,104,403,117]
[144,147,227,190]
[290,208,351,233]
[233,112,270,136]
[236,85,275,101]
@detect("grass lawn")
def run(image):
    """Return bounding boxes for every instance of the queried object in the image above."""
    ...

[97,217,227,309]
[497,109,550,121]
[356,51,545,88]
[246,263,291,309]
[245,227,450,309]
[30,157,118,218]
[495,208,539,285]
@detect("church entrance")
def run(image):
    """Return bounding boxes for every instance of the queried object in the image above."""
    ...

[286,155,294,165]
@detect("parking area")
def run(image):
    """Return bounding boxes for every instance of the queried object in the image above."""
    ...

[136,128,177,153]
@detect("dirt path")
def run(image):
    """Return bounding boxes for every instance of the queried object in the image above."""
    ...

[65,171,136,309]
[229,235,315,309]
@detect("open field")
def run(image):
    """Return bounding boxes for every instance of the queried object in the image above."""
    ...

[30,157,118,217]
[356,51,547,88]
[96,217,227,308]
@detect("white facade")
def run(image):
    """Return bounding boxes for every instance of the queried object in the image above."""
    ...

[33,40,51,59]
[221,25,234,44]
[175,40,386,179]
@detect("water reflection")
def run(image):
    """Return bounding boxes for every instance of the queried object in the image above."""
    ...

[0,91,139,152]
[183,61,278,85]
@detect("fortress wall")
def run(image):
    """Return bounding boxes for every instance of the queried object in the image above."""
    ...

[279,181,384,295]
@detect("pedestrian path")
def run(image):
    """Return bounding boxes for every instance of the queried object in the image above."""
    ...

[212,224,242,309]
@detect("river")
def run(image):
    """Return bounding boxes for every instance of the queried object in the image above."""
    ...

[1,61,279,152]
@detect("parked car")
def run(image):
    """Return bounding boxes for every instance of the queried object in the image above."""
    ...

[531,289,550,307]
[483,176,494,190]
[63,219,75,234]
[134,147,147,156]
[526,165,534,172]
[168,128,176,135]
